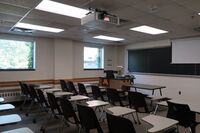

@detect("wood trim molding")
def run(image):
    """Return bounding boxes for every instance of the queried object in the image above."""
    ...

[0,79,54,87]
[0,77,99,87]
[54,77,99,84]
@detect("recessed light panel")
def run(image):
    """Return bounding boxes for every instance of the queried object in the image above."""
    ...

[130,25,168,35]
[93,35,124,41]
[15,23,64,33]
[35,0,89,18]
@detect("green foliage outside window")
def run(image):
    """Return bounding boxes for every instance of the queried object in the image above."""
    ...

[0,39,35,70]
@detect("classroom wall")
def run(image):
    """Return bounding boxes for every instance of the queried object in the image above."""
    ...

[0,34,121,82]
[124,39,200,100]
[0,34,55,81]
[54,39,73,79]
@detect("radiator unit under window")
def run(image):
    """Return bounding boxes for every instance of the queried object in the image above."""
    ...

[0,89,22,102]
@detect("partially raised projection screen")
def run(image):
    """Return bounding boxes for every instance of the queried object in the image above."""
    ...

[172,37,200,64]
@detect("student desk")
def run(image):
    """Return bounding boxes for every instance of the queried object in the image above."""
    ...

[0,97,4,102]
[0,114,21,126]
[107,106,140,124]
[86,100,109,121]
[142,115,178,133]
[0,104,15,111]
[2,127,33,133]
[69,95,89,102]
[132,83,166,96]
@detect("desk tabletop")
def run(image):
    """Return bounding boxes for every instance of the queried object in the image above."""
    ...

[107,106,136,116]
[54,91,73,97]
[43,88,62,93]
[142,115,178,133]
[132,83,166,90]
[2,127,34,133]
[0,114,21,125]
[36,84,53,89]
[0,97,4,102]
[86,100,109,108]
[69,95,89,102]
[0,104,15,111]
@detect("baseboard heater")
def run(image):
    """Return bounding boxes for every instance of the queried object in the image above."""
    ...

[0,89,22,102]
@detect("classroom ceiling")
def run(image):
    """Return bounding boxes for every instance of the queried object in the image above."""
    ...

[0,0,200,45]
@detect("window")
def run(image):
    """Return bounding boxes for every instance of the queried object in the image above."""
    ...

[0,39,35,70]
[84,47,104,69]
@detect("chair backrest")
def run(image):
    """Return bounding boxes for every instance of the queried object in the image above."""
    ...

[36,89,49,108]
[107,88,123,106]
[78,83,88,96]
[167,101,195,128]
[46,92,62,115]
[128,91,149,113]
[91,85,104,101]
[60,98,80,124]
[19,82,30,96]
[29,85,39,101]
[106,113,136,133]
[77,104,103,133]
[60,80,69,92]
[67,81,78,95]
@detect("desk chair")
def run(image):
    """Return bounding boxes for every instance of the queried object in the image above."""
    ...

[167,101,200,133]
[106,113,136,133]
[26,84,43,123]
[107,88,126,106]
[91,85,105,101]
[60,98,80,132]
[36,89,49,111]
[60,80,69,92]
[46,92,62,116]
[67,81,78,95]
[19,82,30,111]
[77,104,103,133]
[128,91,150,113]
[78,83,89,96]
[41,92,62,133]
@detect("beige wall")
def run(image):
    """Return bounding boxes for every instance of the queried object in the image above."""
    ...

[124,39,200,100]
[0,34,121,81]
[54,39,73,79]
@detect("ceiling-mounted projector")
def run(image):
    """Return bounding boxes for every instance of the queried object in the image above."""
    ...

[81,9,120,28]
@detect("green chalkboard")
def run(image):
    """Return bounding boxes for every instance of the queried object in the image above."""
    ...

[128,47,198,75]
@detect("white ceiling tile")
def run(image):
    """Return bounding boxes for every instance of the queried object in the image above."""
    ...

[0,0,41,9]
[172,0,200,13]
[0,13,21,23]
[26,10,80,26]
[0,3,29,17]
[133,0,175,13]
[0,0,199,44]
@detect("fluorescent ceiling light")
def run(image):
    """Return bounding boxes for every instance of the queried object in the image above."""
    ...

[93,35,124,41]
[198,13,200,15]
[130,25,168,35]
[35,0,89,18]
[15,23,64,33]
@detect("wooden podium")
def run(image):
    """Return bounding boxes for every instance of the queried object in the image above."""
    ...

[99,77,132,89]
